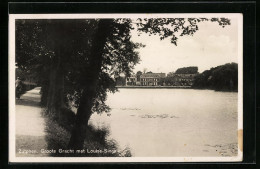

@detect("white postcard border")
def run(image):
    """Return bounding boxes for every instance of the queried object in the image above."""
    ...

[9,13,243,163]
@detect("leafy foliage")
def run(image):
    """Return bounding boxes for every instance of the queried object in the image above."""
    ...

[136,18,230,45]
[16,19,143,114]
[175,66,198,74]
[16,17,232,149]
[192,63,238,91]
[16,17,231,113]
[65,19,143,113]
[136,71,142,81]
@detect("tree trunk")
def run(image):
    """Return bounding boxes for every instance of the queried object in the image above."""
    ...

[68,19,113,150]
[46,47,64,118]
[46,66,57,114]
[45,21,64,116]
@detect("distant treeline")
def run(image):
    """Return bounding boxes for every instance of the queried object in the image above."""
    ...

[175,66,198,74]
[192,63,238,92]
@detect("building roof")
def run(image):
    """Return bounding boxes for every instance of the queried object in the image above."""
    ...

[167,73,197,77]
[140,73,166,78]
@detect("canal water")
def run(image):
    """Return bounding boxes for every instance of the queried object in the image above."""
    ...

[89,89,238,157]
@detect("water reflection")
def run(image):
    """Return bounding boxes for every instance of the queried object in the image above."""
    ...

[89,89,238,157]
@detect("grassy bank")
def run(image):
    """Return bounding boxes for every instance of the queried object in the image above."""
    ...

[42,109,131,157]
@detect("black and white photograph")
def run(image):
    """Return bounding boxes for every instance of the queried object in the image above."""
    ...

[9,14,243,162]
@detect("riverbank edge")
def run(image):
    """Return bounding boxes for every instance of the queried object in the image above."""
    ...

[116,86,238,92]
[41,107,132,157]
[116,86,192,89]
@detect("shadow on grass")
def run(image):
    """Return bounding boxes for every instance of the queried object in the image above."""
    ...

[16,135,49,157]
[16,98,41,108]
[42,109,132,157]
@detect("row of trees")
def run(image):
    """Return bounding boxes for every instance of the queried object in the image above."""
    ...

[192,63,238,91]
[16,18,230,149]
[175,66,198,74]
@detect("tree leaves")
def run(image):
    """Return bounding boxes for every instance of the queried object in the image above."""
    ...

[16,17,231,115]
[136,17,230,45]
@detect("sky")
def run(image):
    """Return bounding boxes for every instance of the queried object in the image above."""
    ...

[130,18,238,74]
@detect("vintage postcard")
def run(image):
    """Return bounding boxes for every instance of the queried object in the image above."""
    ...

[9,13,243,162]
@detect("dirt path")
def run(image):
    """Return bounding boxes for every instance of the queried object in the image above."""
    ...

[15,87,49,157]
